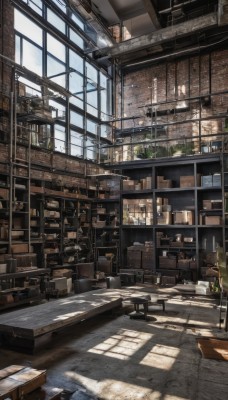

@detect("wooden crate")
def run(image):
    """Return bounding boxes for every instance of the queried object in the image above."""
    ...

[159,256,177,269]
[0,365,46,400]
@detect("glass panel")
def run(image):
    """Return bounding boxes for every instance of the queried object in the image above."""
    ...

[85,137,97,161]
[18,78,41,97]
[47,8,66,34]
[69,50,84,74]
[100,72,108,89]
[47,55,66,87]
[87,119,97,134]
[70,110,84,128]
[101,89,108,120]
[23,39,42,75]
[86,62,98,84]
[69,72,84,96]
[87,89,98,117]
[70,130,83,157]
[69,28,84,50]
[21,0,42,15]
[14,9,43,46]
[47,34,66,62]
[70,96,84,110]
[15,35,21,64]
[71,12,84,30]
[100,124,112,139]
[51,0,66,13]
[54,124,66,153]
[49,100,66,121]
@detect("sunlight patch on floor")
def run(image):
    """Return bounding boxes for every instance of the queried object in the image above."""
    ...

[87,329,153,360]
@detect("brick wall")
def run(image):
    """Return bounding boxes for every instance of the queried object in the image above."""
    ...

[117,50,228,138]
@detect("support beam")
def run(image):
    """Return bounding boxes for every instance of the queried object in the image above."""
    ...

[142,0,161,29]
[94,12,218,59]
[218,0,228,26]
[69,0,115,47]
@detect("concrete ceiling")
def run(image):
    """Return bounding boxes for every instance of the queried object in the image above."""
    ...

[92,0,158,37]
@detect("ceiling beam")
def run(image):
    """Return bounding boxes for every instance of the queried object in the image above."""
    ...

[142,0,161,29]
[94,12,218,59]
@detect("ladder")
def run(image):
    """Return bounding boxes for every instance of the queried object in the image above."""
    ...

[8,76,31,254]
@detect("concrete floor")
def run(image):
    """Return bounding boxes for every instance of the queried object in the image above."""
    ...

[0,285,228,400]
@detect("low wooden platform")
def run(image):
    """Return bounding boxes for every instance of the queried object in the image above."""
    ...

[0,289,123,352]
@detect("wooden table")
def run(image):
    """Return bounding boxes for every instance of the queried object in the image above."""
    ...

[129,296,149,320]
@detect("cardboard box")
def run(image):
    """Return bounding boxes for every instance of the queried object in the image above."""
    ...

[180,174,201,188]
[157,180,172,189]
[203,200,212,210]
[161,276,176,285]
[76,262,94,279]
[11,243,30,253]
[122,180,135,190]
[180,175,195,188]
[142,177,152,190]
[205,215,222,225]
[173,210,194,225]
[50,277,67,291]
[65,231,77,239]
[159,256,176,269]
[0,188,9,200]
[157,211,172,225]
[177,260,190,270]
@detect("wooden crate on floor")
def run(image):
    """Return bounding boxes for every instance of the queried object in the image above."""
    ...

[0,365,46,400]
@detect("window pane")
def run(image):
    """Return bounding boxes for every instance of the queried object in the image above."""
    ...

[85,137,96,160]
[69,72,84,96]
[70,130,83,157]
[69,50,83,74]
[86,62,98,84]
[47,8,66,34]
[71,13,84,30]
[70,96,84,109]
[87,119,97,134]
[100,124,112,139]
[21,0,42,15]
[15,35,21,64]
[49,100,66,121]
[47,34,66,62]
[23,40,42,75]
[47,55,66,87]
[18,77,41,97]
[87,89,98,116]
[69,28,84,50]
[101,90,108,120]
[87,103,98,117]
[100,72,108,89]
[70,111,83,128]
[54,124,66,153]
[14,10,43,46]
[51,0,66,13]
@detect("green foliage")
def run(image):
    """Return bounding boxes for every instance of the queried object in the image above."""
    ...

[134,141,195,159]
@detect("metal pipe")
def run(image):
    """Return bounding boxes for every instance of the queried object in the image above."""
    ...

[123,35,228,69]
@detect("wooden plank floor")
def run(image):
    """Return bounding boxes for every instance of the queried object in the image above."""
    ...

[0,289,123,340]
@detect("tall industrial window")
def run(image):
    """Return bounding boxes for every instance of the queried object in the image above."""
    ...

[14,0,112,162]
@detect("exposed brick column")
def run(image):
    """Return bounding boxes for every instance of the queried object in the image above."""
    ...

[0,0,14,142]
